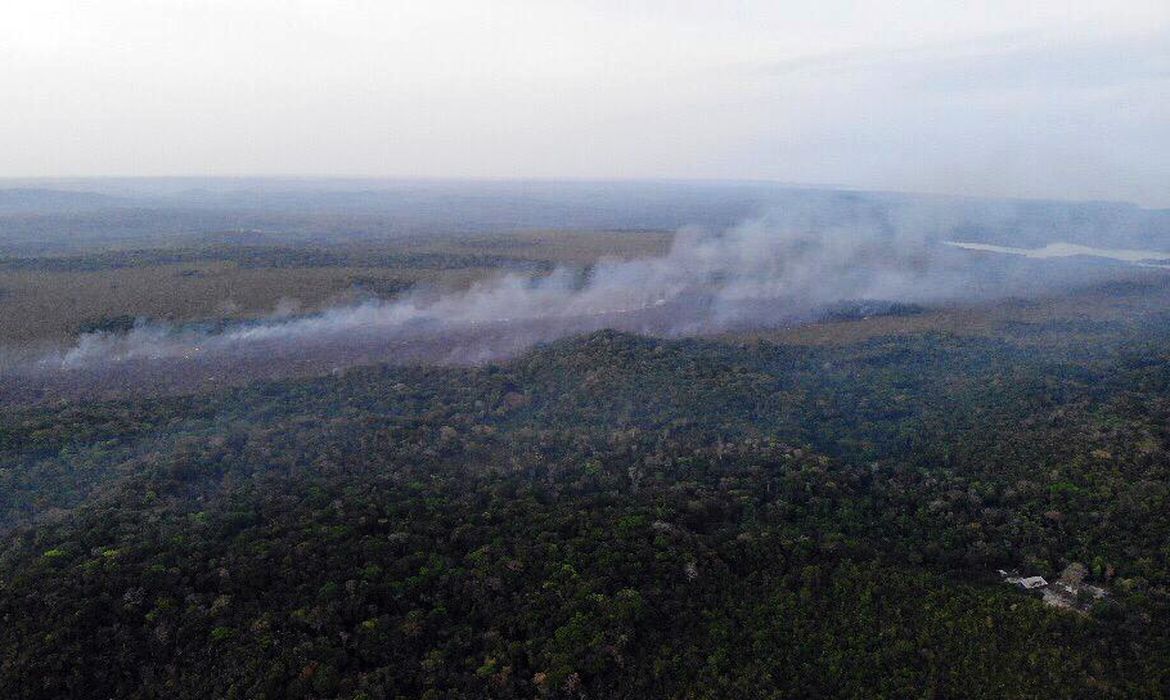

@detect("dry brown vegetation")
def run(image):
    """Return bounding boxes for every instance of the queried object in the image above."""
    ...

[0,230,673,346]
[5,226,1165,360]
[437,229,672,263]
[0,264,414,345]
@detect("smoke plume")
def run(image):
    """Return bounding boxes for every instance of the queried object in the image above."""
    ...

[19,201,1169,378]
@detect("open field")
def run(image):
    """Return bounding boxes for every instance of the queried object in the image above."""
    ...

[0,230,673,346]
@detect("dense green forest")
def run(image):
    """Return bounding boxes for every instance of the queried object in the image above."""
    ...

[3,309,1170,697]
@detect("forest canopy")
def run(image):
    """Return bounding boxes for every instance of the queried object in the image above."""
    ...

[3,285,1170,697]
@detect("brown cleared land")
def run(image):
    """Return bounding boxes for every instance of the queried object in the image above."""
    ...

[5,227,1167,354]
[0,230,673,346]
[429,229,673,263]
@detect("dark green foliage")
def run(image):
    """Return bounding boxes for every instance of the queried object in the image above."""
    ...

[820,300,926,322]
[76,314,139,335]
[3,321,1170,697]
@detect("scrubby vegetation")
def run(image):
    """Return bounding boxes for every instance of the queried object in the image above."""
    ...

[0,247,553,273]
[0,232,669,345]
[3,305,1170,696]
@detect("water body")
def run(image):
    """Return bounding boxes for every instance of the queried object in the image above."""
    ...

[944,241,1170,266]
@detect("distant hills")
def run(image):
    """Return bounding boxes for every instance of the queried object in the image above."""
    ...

[0,188,125,213]
[0,179,1167,255]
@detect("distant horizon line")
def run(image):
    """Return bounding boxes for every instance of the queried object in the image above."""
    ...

[0,175,1157,209]
[0,175,1155,210]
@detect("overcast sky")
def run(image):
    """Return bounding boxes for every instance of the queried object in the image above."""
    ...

[2,1,1167,205]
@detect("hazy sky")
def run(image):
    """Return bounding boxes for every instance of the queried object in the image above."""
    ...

[2,1,1168,205]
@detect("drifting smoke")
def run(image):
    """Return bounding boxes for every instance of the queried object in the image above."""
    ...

[41,214,935,368]
[25,201,1169,374]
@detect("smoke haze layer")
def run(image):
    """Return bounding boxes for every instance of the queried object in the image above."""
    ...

[29,202,1166,376]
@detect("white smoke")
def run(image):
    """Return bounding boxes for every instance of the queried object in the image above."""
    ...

[31,204,1160,372]
[39,214,948,369]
